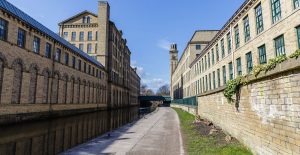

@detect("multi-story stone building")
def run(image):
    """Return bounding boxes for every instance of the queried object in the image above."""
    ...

[170,0,300,154]
[59,1,140,108]
[0,0,139,124]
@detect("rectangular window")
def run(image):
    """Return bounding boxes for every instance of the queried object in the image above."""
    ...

[96,31,98,41]
[88,65,91,74]
[95,43,98,53]
[244,16,251,42]
[234,25,240,48]
[78,59,81,71]
[223,65,227,85]
[258,45,267,64]
[208,52,210,68]
[33,36,40,53]
[221,39,225,58]
[217,69,220,87]
[79,31,84,41]
[227,33,231,54]
[72,56,76,68]
[297,26,300,49]
[255,3,264,34]
[295,0,300,9]
[246,52,253,73]
[79,43,84,51]
[236,57,242,75]
[211,49,215,65]
[209,73,212,90]
[87,43,92,53]
[274,35,285,56]
[84,62,86,73]
[271,0,281,23]
[63,32,68,39]
[229,62,233,80]
[213,71,216,89]
[205,55,207,70]
[88,31,92,41]
[202,58,204,71]
[65,53,69,65]
[71,32,76,41]
[216,44,219,61]
[55,48,61,62]
[45,43,52,59]
[205,75,208,92]
[0,18,8,41]
[17,28,26,48]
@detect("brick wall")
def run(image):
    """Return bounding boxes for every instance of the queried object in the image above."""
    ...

[198,59,300,155]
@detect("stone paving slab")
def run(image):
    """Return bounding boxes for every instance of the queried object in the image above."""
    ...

[61,107,184,155]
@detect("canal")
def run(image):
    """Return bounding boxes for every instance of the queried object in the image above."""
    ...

[0,107,138,155]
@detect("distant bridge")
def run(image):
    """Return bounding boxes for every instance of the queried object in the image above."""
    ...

[138,96,171,102]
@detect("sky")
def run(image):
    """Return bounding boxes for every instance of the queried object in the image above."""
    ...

[7,0,244,92]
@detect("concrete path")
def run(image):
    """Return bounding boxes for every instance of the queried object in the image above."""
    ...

[61,107,184,155]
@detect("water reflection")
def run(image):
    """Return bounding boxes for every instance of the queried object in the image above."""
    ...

[0,107,138,155]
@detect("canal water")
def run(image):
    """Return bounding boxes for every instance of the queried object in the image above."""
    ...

[0,107,138,155]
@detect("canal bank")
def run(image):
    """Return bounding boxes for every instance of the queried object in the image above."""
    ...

[0,107,138,155]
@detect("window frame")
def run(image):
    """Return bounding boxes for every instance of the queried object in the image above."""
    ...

[229,62,233,80]
[297,26,300,49]
[0,17,8,41]
[55,48,61,62]
[221,39,225,58]
[274,35,285,56]
[196,44,201,50]
[271,0,282,23]
[88,31,93,41]
[217,69,221,87]
[236,57,242,76]
[234,25,240,49]
[258,44,267,64]
[33,36,40,53]
[79,31,84,41]
[213,71,216,89]
[17,28,26,48]
[295,0,300,9]
[87,43,92,53]
[243,15,251,42]
[45,43,52,59]
[255,3,264,34]
[71,32,76,41]
[222,65,227,85]
[227,32,232,54]
[65,52,69,65]
[246,52,253,73]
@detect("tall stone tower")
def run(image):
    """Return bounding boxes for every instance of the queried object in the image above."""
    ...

[98,1,110,69]
[170,43,178,98]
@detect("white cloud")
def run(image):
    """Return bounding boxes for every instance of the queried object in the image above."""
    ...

[157,39,172,51]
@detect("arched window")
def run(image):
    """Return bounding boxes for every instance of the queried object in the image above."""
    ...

[82,16,86,23]
[11,59,23,104]
[70,76,75,104]
[51,71,60,104]
[42,69,50,104]
[87,16,91,24]
[29,64,38,104]
[62,74,68,104]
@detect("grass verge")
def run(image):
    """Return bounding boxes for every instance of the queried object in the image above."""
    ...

[173,108,252,155]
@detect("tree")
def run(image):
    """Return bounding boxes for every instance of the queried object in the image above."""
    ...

[140,84,148,95]
[156,84,170,96]
[145,89,155,96]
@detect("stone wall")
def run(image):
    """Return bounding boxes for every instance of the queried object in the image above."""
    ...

[197,59,300,155]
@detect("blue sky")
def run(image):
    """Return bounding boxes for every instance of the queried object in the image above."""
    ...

[8,0,244,91]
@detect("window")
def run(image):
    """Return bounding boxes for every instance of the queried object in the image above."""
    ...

[234,26,240,48]
[216,44,219,61]
[78,59,81,71]
[95,43,98,53]
[244,16,251,42]
[88,31,92,41]
[205,75,208,92]
[79,32,84,41]
[55,48,61,62]
[96,31,98,41]
[258,45,267,64]
[236,57,242,75]
[246,52,253,73]
[255,3,264,34]
[17,28,26,48]
[227,33,231,54]
[0,18,8,41]
[196,44,201,50]
[221,39,225,58]
[88,65,91,74]
[217,69,220,87]
[71,32,76,41]
[33,36,40,53]
[79,43,84,51]
[208,52,210,68]
[87,16,91,23]
[205,55,207,70]
[295,0,300,9]
[212,49,215,65]
[223,66,226,85]
[229,62,233,80]
[209,73,212,90]
[297,26,300,49]
[72,56,76,68]
[213,71,216,89]
[274,35,285,56]
[84,62,86,72]
[271,0,281,23]
[45,43,52,58]
[63,32,68,39]
[87,43,92,53]
[65,53,69,65]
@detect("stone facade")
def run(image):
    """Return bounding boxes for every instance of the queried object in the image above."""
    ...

[59,1,140,109]
[170,0,300,154]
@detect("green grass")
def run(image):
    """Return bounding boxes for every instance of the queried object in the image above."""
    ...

[173,108,252,155]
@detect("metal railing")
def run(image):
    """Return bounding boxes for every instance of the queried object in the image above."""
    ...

[171,96,198,107]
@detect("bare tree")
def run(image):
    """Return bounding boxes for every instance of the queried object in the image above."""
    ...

[140,84,148,95]
[156,84,170,96]
[145,89,155,96]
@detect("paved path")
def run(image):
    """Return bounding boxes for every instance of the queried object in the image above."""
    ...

[61,107,184,155]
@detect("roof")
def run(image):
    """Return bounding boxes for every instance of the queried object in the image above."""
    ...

[0,0,104,69]
[58,10,98,25]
